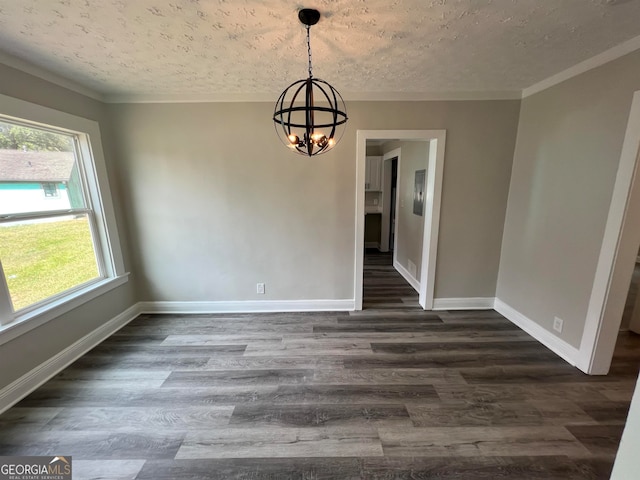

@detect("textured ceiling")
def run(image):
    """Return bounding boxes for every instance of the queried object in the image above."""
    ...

[1,0,640,101]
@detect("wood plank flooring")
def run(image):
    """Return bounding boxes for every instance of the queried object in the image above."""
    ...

[1,249,639,479]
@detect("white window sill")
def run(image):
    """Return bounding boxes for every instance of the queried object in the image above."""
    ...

[0,273,130,347]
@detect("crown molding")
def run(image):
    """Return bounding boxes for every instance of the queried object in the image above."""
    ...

[342,90,523,102]
[523,33,640,98]
[4,32,640,105]
[0,50,105,102]
[105,92,275,104]
[105,89,522,104]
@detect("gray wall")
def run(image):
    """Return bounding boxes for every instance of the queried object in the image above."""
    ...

[0,66,520,391]
[384,140,429,280]
[109,99,520,302]
[0,64,136,388]
[497,49,640,347]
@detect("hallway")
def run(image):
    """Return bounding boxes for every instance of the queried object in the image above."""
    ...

[363,249,420,311]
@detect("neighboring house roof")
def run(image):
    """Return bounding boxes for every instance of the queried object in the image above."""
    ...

[0,149,75,182]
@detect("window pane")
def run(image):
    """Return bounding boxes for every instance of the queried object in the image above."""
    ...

[0,120,86,215]
[0,215,100,311]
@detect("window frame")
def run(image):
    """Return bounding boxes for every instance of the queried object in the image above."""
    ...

[0,94,128,345]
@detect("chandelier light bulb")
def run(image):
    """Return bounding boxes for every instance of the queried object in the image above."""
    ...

[288,134,300,145]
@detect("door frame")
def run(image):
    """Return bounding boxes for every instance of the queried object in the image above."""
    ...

[380,148,401,253]
[354,130,446,310]
[579,90,640,374]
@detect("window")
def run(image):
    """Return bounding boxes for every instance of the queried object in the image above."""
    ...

[0,94,126,336]
[42,182,59,197]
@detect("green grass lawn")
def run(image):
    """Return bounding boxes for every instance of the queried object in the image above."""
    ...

[0,216,99,311]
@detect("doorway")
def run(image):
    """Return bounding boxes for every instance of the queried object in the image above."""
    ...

[354,130,446,311]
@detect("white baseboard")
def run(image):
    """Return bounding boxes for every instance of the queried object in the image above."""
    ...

[0,303,141,415]
[494,298,581,367]
[139,299,356,314]
[393,261,420,293]
[432,297,496,310]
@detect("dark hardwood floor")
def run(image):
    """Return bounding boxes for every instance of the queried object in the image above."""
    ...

[1,249,639,479]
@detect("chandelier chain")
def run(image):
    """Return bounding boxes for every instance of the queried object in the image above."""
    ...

[306,25,313,78]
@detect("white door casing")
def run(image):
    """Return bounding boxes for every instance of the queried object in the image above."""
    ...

[380,149,401,253]
[354,130,446,311]
[579,90,640,374]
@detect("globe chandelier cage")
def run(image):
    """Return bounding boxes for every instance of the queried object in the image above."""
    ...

[273,9,348,157]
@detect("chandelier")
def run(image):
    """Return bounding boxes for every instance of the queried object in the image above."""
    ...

[273,8,348,156]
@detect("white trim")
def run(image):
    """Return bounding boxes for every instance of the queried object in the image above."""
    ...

[0,263,12,325]
[107,93,277,104]
[139,299,355,314]
[105,90,522,104]
[0,303,140,415]
[578,91,640,375]
[355,135,367,311]
[342,91,522,102]
[2,30,638,105]
[0,97,126,277]
[432,297,496,310]
[79,128,126,277]
[355,130,446,312]
[523,34,640,98]
[0,50,104,102]
[393,260,420,293]
[391,148,403,270]
[495,299,581,367]
[419,136,445,310]
[0,93,128,341]
[0,49,517,104]
[380,149,400,253]
[0,275,129,347]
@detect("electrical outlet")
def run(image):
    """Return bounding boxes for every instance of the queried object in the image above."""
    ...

[553,316,564,333]
[373,198,378,206]
[257,283,265,294]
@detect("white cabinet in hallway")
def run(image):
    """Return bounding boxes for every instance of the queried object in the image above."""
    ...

[365,156,382,191]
